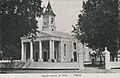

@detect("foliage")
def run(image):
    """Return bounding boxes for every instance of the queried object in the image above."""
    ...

[0,0,43,59]
[72,0,119,60]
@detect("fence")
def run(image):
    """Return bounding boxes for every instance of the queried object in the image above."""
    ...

[103,47,120,69]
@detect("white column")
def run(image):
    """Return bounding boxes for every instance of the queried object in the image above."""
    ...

[38,41,43,62]
[49,40,55,62]
[49,40,52,62]
[30,41,34,62]
[53,41,56,62]
[58,42,61,62]
[52,41,55,59]
[21,42,24,61]
[60,41,64,62]
[24,43,26,61]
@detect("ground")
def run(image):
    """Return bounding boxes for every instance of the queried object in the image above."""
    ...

[0,61,120,73]
[0,66,120,73]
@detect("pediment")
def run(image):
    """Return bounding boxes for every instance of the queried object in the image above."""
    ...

[37,31,51,37]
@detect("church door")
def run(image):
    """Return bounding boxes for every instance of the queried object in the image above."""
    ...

[43,51,48,62]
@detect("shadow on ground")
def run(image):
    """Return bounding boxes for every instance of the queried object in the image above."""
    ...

[84,64,99,67]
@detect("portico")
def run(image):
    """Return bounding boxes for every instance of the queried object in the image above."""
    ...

[21,39,61,62]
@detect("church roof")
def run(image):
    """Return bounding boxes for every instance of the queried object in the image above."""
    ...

[43,2,56,16]
[38,30,73,39]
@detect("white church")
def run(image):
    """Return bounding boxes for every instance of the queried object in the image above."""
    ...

[20,1,90,69]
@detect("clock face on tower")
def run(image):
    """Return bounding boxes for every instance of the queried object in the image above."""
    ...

[44,18,49,25]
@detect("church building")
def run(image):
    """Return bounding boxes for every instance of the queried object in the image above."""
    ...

[20,1,86,69]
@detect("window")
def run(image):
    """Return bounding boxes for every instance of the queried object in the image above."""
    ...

[52,29,54,31]
[73,51,77,62]
[51,18,54,24]
[64,44,67,57]
[73,43,76,50]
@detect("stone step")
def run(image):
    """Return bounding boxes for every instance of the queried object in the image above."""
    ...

[27,62,79,69]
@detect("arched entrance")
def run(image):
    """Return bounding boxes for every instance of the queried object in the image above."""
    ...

[43,49,48,62]
[73,51,77,62]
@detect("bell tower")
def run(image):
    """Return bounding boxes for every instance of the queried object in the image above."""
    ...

[42,1,56,31]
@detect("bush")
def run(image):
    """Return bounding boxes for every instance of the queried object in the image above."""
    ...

[2,44,21,60]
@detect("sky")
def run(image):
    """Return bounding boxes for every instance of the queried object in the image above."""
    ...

[37,0,83,33]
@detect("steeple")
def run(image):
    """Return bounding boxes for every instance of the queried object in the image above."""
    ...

[43,1,56,16]
[42,1,56,31]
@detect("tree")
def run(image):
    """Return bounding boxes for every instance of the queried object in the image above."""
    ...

[0,0,43,59]
[72,0,119,62]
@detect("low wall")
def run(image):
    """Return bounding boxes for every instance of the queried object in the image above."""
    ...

[0,60,21,68]
[0,62,15,68]
[0,60,20,63]
[107,62,120,69]
[0,60,11,63]
[28,62,79,69]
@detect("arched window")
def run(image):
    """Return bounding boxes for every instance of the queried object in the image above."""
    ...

[73,51,77,62]
[51,18,54,24]
[73,43,76,49]
[64,44,67,57]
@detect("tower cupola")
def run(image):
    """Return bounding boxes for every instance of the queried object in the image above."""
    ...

[42,1,56,31]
